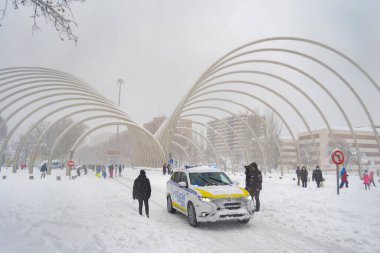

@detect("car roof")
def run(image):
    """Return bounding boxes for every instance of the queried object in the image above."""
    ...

[174,166,221,173]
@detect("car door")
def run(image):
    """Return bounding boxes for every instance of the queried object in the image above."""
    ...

[177,172,189,211]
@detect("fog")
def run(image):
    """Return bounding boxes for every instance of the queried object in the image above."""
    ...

[0,0,379,133]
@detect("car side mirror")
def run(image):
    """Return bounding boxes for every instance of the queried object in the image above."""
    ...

[233,181,239,186]
[178,181,187,188]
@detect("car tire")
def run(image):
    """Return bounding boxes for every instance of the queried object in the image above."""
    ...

[187,202,200,227]
[238,218,250,224]
[167,195,176,214]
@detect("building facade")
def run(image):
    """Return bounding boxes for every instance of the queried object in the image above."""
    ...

[281,128,380,173]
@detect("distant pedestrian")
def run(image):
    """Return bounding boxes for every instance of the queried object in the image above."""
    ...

[312,165,324,188]
[369,170,376,187]
[133,170,151,218]
[77,167,81,177]
[102,166,107,179]
[363,170,371,190]
[339,167,348,188]
[300,166,308,188]
[115,164,118,177]
[296,166,301,186]
[119,165,122,176]
[163,163,167,175]
[40,163,47,179]
[245,162,262,212]
[96,165,101,178]
[108,163,114,178]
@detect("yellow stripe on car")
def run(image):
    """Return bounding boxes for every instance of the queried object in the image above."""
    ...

[194,187,250,198]
[172,201,187,211]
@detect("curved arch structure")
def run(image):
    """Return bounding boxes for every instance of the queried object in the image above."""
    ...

[0,67,165,174]
[156,37,380,174]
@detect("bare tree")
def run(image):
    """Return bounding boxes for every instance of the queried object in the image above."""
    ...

[46,117,87,163]
[1,0,84,43]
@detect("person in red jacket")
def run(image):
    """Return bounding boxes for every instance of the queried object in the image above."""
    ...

[369,170,376,187]
[363,170,371,190]
[339,167,348,188]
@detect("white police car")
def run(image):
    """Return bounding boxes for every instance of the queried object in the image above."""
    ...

[166,166,254,227]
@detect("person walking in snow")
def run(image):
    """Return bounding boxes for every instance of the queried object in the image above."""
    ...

[296,166,301,186]
[339,167,348,188]
[245,162,262,212]
[96,165,101,178]
[300,166,308,188]
[312,165,324,188]
[108,163,114,178]
[163,163,167,175]
[40,162,47,179]
[133,170,151,218]
[118,165,122,177]
[102,165,107,179]
[363,170,371,190]
[369,170,376,187]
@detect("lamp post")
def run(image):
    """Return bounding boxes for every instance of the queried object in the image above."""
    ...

[116,79,125,137]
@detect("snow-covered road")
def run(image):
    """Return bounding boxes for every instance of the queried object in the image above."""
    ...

[0,167,379,253]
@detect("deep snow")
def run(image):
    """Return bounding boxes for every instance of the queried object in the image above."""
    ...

[0,167,379,253]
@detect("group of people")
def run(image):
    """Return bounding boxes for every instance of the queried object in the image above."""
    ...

[296,166,324,188]
[95,164,124,179]
[363,170,376,190]
[295,165,377,190]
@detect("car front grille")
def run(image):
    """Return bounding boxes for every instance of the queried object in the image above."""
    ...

[224,202,241,210]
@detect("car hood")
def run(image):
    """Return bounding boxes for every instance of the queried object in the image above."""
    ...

[193,185,250,199]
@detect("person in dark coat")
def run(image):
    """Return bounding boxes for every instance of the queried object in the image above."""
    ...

[133,170,151,217]
[118,165,122,176]
[312,165,323,188]
[296,166,301,186]
[245,162,262,212]
[300,166,308,188]
[40,163,47,179]
[162,163,167,175]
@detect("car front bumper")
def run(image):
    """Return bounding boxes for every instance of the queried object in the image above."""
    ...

[195,198,254,222]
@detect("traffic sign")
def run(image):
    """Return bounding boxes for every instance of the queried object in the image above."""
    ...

[168,159,173,165]
[331,149,344,165]
[67,160,75,167]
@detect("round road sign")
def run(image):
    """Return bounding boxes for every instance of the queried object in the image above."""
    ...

[331,149,345,165]
[67,160,75,167]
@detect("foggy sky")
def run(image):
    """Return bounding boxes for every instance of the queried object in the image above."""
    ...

[0,0,379,135]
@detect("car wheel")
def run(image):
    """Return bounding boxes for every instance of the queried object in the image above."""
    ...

[187,202,200,227]
[238,218,250,224]
[167,195,176,214]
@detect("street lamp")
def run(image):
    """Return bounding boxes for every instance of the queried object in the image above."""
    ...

[116,79,125,137]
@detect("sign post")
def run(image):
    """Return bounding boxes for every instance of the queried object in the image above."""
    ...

[331,149,345,195]
[67,160,74,177]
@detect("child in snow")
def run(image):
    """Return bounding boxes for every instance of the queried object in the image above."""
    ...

[96,165,101,178]
[102,166,107,179]
[363,170,370,190]
[369,170,376,187]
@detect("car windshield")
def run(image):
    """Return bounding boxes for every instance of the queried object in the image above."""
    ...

[189,172,232,186]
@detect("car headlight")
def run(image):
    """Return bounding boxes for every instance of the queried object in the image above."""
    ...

[198,196,211,202]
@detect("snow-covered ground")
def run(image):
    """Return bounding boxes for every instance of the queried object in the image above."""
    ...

[0,167,379,253]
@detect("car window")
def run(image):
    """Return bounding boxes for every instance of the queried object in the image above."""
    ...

[170,172,176,182]
[180,173,188,185]
[171,172,183,183]
[189,172,232,186]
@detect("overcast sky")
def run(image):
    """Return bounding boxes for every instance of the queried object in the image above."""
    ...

[0,0,379,135]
